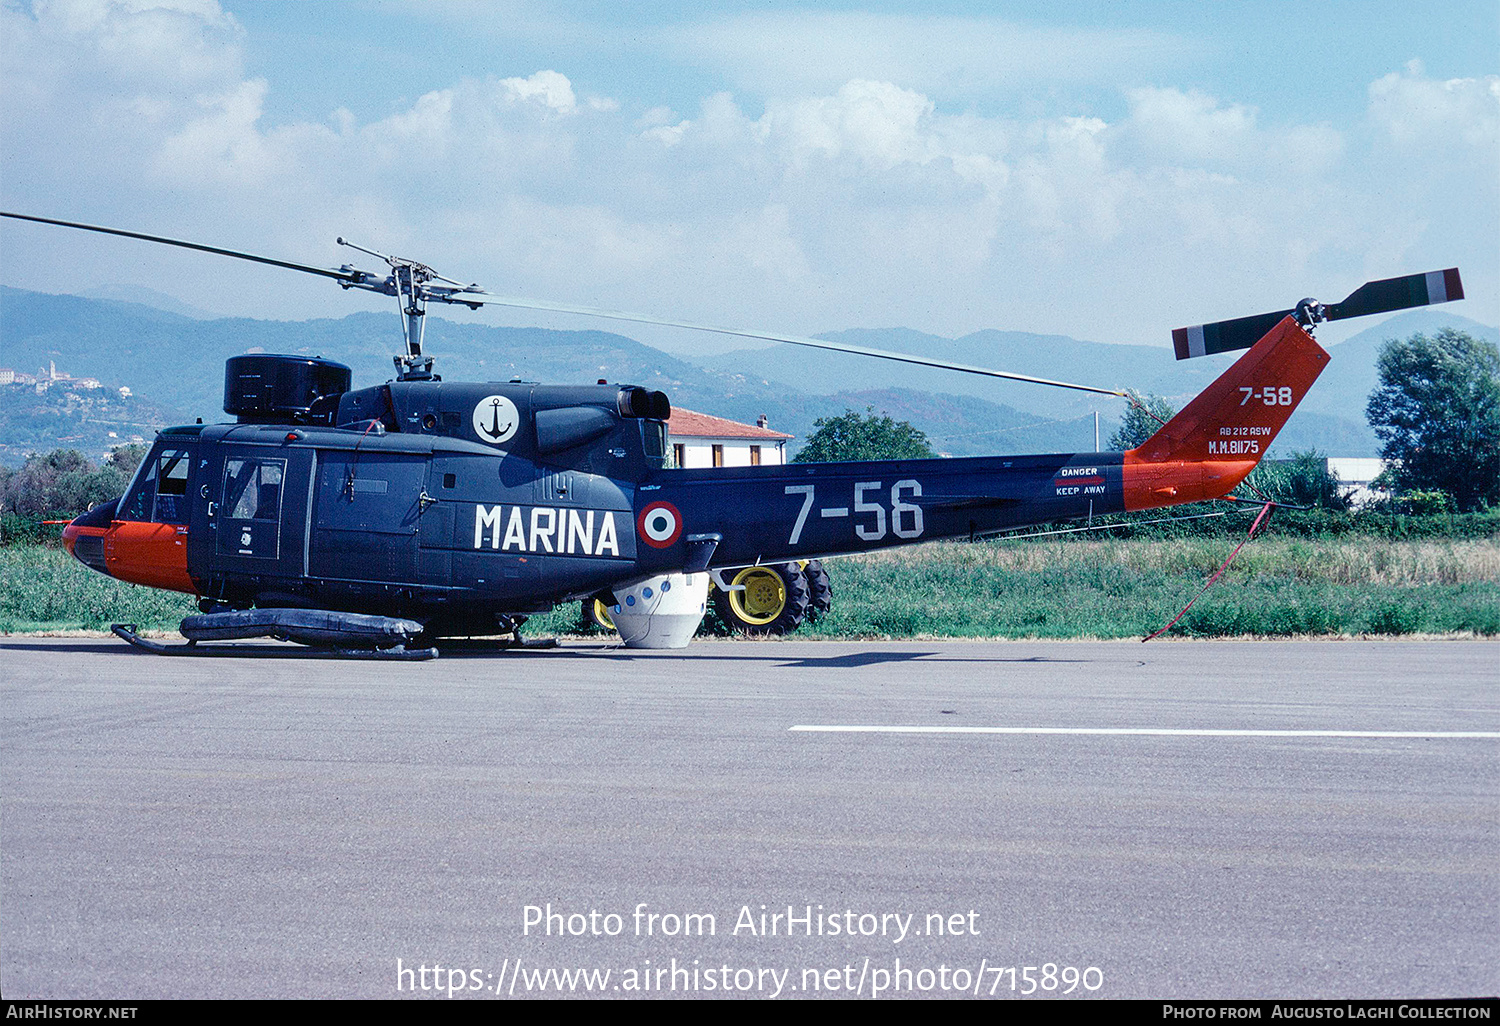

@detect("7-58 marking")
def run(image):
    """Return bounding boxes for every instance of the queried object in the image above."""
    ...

[1239,385,1294,406]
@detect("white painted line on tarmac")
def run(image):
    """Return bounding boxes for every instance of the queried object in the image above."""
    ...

[789,725,1500,738]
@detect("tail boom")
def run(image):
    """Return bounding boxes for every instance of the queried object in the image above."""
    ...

[1124,316,1329,511]
[634,317,1328,572]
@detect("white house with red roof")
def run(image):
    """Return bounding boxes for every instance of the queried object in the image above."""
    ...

[667,408,792,468]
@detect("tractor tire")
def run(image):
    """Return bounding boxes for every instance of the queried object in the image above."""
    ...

[713,563,810,635]
[581,597,617,633]
[803,559,832,621]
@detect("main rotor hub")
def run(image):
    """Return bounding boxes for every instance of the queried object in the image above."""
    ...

[1293,297,1327,331]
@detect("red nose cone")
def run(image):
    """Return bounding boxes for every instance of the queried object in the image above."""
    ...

[62,516,112,576]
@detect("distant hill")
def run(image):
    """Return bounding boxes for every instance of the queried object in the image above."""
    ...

[0,284,805,428]
[703,310,1498,457]
[0,287,1055,459]
[0,382,185,467]
[703,326,1217,414]
[817,388,1101,456]
[77,285,220,320]
[1306,309,1499,417]
[2,287,1080,460]
[4,286,1490,462]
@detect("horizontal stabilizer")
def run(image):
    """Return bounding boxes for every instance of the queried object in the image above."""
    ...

[1172,269,1463,360]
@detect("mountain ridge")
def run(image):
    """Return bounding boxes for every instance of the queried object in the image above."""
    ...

[4,286,1491,465]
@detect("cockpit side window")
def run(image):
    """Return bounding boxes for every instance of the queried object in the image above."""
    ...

[223,459,284,522]
[642,420,667,464]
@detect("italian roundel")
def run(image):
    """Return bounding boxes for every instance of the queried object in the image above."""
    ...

[637,501,682,548]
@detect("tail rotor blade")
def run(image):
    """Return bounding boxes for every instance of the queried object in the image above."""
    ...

[1173,268,1465,360]
[1173,309,1292,360]
[1326,268,1463,321]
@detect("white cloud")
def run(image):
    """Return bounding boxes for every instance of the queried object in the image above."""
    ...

[714,205,812,280]
[762,80,935,170]
[498,69,577,114]
[1121,87,1343,176]
[1368,61,1500,151]
[1124,88,1258,161]
[155,77,277,184]
[2,2,1493,350]
[1356,62,1498,301]
[642,120,692,146]
[17,0,244,87]
[660,12,1190,101]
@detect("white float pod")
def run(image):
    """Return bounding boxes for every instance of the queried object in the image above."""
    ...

[608,573,710,649]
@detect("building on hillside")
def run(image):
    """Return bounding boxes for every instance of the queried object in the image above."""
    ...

[1326,457,1391,507]
[667,408,792,468]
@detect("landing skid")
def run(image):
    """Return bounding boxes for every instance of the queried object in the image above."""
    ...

[435,636,560,652]
[428,614,561,652]
[111,623,439,660]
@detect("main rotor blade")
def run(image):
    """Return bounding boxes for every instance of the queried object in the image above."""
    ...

[1172,268,1465,360]
[3,209,1124,397]
[455,293,1129,398]
[1,211,360,284]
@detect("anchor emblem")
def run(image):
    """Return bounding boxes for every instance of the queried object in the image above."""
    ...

[471,395,519,446]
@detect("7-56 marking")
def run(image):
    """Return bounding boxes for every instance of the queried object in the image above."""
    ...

[785,481,924,545]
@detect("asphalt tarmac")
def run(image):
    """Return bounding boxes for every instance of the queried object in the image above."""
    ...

[2,636,1495,1000]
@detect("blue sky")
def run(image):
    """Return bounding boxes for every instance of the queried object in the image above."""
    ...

[2,0,1495,355]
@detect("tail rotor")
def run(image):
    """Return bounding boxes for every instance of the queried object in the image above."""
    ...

[1172,269,1464,360]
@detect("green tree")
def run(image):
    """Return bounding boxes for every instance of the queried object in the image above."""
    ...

[1108,392,1176,450]
[792,408,936,463]
[106,443,148,477]
[1366,329,1500,511]
[0,449,133,519]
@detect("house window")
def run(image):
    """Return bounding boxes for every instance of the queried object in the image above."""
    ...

[672,443,685,469]
[712,444,724,467]
[750,446,761,466]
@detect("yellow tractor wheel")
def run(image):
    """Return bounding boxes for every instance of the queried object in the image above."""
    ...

[713,564,811,635]
[581,597,617,632]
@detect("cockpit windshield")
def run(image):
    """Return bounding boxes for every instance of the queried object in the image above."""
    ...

[119,446,194,524]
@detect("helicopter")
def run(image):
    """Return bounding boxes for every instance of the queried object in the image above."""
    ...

[1,212,1465,657]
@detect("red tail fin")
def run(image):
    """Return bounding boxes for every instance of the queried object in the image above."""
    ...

[1124,316,1329,510]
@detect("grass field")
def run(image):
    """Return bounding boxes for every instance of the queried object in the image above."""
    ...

[789,535,1500,639]
[4,533,1498,639]
[0,544,198,633]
